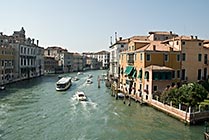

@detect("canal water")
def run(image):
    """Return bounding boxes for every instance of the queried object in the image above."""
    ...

[0,70,205,140]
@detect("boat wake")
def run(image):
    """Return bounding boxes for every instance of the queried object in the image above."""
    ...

[69,96,98,112]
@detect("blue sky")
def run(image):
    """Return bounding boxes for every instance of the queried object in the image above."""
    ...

[1,0,209,53]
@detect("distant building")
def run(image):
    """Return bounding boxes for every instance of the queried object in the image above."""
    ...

[72,53,83,72]
[83,50,110,69]
[44,56,58,74]
[0,27,44,83]
[0,44,15,84]
[85,57,101,70]
[44,46,68,73]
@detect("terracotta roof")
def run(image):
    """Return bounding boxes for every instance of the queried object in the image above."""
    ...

[109,36,149,48]
[203,40,209,44]
[149,31,177,36]
[145,65,174,71]
[136,41,178,51]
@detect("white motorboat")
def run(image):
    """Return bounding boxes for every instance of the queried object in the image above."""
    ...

[86,78,93,84]
[56,77,72,91]
[0,86,5,90]
[75,91,87,101]
[77,72,83,75]
[73,76,79,81]
[117,92,125,98]
[88,74,93,78]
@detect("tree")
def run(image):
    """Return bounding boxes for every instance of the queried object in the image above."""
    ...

[160,82,208,108]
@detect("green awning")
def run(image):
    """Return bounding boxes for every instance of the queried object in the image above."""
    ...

[138,69,142,79]
[124,66,134,75]
[132,70,136,78]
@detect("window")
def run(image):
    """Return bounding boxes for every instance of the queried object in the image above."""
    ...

[198,69,201,80]
[182,53,186,61]
[172,71,175,78]
[134,54,136,61]
[181,69,185,80]
[140,53,143,61]
[198,54,202,62]
[146,54,151,61]
[182,41,185,45]
[204,68,207,80]
[176,41,179,45]
[164,54,168,62]
[153,85,158,91]
[177,54,180,61]
[177,70,180,78]
[121,45,124,48]
[145,71,149,79]
[204,54,208,64]
[199,43,202,46]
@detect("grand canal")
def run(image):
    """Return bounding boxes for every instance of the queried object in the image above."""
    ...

[0,70,205,140]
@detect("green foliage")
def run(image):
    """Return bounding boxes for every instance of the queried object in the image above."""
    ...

[160,82,208,107]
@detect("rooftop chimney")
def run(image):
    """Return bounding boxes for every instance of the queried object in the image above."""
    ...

[170,31,172,34]
[191,35,193,39]
[119,37,122,41]
[37,40,39,46]
[0,32,2,36]
[32,38,35,44]
[195,36,198,39]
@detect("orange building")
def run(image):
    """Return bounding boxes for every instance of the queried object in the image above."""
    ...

[119,35,181,102]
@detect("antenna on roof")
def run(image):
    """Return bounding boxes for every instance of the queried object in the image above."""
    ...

[110,36,113,45]
[115,32,118,43]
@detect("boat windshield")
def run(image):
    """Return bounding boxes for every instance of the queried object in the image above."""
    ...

[78,94,85,97]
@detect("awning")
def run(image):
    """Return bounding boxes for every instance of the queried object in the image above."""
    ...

[124,66,134,75]
[132,70,136,78]
[138,69,142,79]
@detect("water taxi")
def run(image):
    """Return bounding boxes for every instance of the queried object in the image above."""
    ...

[75,91,87,101]
[73,76,79,81]
[77,72,83,75]
[86,78,93,84]
[56,77,72,91]
[88,74,93,78]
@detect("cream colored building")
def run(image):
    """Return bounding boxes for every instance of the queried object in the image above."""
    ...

[164,36,209,82]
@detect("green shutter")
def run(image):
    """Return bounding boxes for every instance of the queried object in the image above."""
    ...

[145,71,149,79]
[138,69,142,79]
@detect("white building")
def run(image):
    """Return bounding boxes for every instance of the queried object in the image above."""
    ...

[83,50,110,69]
[109,37,129,79]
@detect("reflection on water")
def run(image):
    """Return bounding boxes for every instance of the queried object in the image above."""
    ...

[0,70,205,140]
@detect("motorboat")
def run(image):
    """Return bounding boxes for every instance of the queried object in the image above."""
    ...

[56,77,72,91]
[0,86,5,90]
[88,74,93,78]
[117,92,125,99]
[86,78,93,84]
[73,76,79,81]
[77,72,83,75]
[75,91,87,101]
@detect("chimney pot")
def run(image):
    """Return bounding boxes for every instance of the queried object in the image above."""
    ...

[191,35,193,39]
[195,36,198,39]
